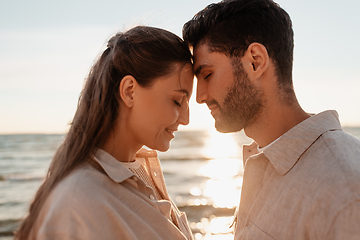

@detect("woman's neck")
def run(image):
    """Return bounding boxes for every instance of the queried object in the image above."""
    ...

[101,121,141,162]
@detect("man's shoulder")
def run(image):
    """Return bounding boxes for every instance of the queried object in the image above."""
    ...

[308,129,360,197]
[320,129,360,160]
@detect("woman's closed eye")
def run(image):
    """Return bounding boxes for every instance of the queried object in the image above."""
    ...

[174,94,184,107]
[174,94,189,108]
[174,100,182,107]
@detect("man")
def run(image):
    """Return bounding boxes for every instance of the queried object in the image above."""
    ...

[183,0,360,239]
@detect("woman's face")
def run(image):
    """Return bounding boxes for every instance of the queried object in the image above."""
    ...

[129,63,194,151]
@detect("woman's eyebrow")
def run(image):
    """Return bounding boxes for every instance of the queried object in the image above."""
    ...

[175,89,190,97]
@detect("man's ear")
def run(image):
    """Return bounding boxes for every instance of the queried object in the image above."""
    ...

[119,75,137,108]
[242,42,270,80]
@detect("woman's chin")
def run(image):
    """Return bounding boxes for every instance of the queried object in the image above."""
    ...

[150,142,171,152]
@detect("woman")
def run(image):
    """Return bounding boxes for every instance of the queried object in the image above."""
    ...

[15,26,194,240]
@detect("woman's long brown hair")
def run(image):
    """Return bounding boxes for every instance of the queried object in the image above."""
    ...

[15,26,192,239]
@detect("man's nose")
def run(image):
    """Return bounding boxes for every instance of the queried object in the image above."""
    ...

[196,79,208,104]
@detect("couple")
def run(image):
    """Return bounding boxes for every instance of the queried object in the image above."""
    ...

[16,0,360,239]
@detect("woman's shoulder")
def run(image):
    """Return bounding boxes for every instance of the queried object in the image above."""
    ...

[38,164,119,222]
[34,164,124,239]
[48,164,112,204]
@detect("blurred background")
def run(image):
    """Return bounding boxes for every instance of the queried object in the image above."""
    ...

[1,0,359,239]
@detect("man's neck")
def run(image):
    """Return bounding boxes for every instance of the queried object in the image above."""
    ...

[244,104,310,148]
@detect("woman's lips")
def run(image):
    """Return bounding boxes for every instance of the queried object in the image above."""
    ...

[165,128,177,138]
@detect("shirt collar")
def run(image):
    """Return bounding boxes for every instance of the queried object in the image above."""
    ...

[93,148,158,183]
[262,110,342,176]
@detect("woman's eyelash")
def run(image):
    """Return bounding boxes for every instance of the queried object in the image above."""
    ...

[174,100,181,107]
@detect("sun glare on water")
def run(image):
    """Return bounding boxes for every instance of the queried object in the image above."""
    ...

[191,129,244,239]
[199,159,242,209]
[201,129,241,159]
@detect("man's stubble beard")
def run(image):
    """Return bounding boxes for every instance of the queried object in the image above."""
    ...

[215,62,264,133]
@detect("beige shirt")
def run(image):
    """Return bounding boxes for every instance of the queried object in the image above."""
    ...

[234,110,360,240]
[31,148,193,240]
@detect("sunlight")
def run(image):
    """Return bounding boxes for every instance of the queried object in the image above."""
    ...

[186,129,245,239]
[197,129,243,209]
[199,158,240,180]
[201,129,241,159]
[193,216,235,240]
[203,178,242,209]
[198,158,242,208]
[201,234,234,240]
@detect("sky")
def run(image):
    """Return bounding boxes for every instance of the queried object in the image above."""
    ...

[0,0,359,134]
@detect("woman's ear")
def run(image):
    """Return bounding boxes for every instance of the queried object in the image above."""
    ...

[119,75,137,108]
[242,42,270,80]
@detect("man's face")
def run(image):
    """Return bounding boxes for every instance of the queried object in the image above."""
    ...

[193,44,264,133]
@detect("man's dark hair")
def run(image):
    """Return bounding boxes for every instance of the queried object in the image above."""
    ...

[183,0,294,89]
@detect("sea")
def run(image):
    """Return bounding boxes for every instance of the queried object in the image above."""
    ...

[1,127,359,240]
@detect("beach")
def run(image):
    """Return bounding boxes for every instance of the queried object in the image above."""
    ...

[1,127,359,239]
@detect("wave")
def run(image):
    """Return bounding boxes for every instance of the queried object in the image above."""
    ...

[0,174,44,182]
[0,219,21,237]
[178,204,235,221]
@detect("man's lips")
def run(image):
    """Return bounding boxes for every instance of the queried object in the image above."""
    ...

[207,103,220,116]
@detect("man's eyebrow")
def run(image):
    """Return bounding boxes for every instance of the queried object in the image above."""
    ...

[194,64,211,76]
[175,89,190,97]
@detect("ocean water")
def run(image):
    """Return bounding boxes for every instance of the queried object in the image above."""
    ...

[0,127,359,240]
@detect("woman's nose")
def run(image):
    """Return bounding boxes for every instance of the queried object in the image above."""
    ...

[178,107,190,125]
[177,100,190,126]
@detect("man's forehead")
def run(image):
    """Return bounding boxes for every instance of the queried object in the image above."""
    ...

[193,43,211,59]
[194,44,229,76]
[193,44,212,72]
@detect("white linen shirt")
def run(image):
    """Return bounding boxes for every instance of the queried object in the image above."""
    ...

[234,110,360,240]
[31,148,194,240]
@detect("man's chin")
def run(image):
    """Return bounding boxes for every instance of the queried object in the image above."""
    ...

[214,120,244,133]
